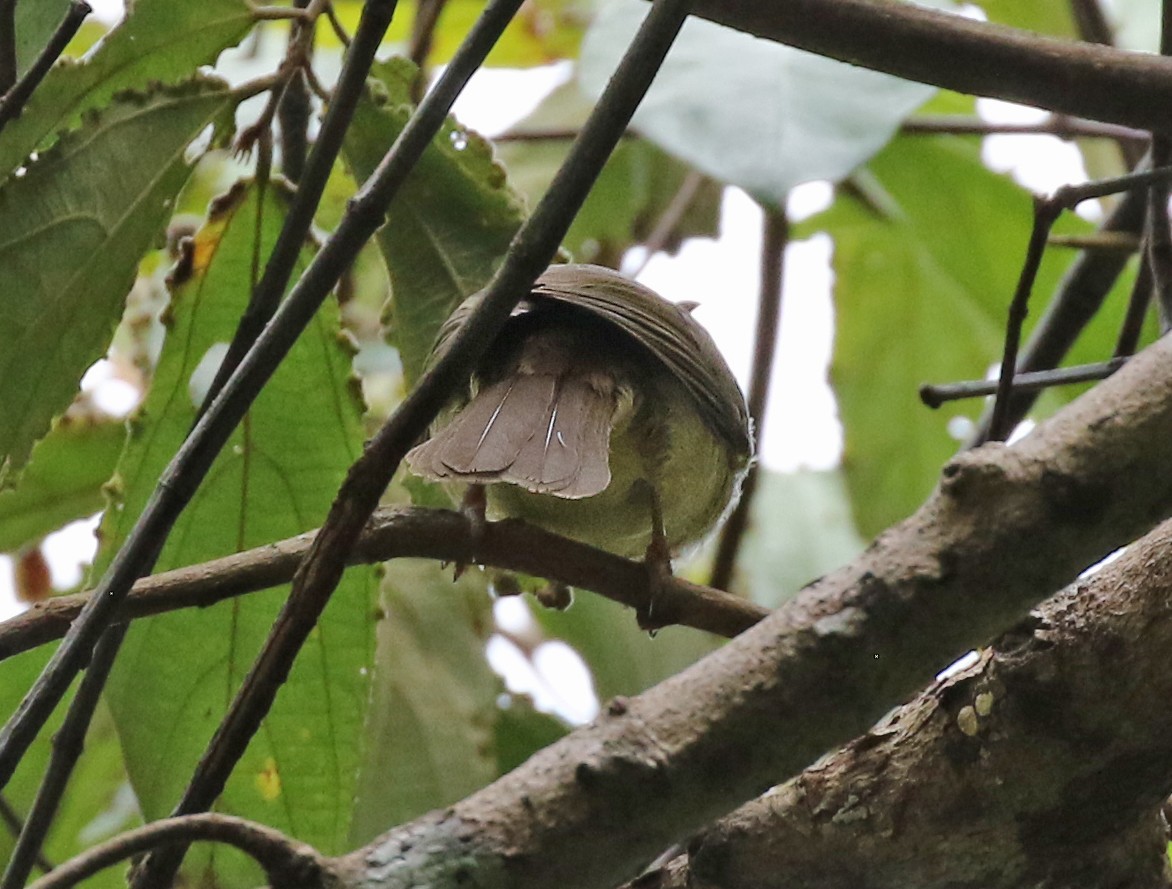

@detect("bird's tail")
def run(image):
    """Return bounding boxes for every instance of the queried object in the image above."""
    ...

[406,373,615,499]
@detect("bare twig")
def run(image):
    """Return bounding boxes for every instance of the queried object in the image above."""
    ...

[0,0,16,94]
[0,508,769,663]
[0,796,52,874]
[203,0,383,419]
[1047,231,1140,252]
[323,1,351,46]
[968,169,1149,445]
[27,814,325,889]
[984,168,1172,442]
[0,625,128,889]
[920,358,1127,408]
[1150,1,1172,333]
[1115,258,1152,357]
[1070,0,1114,45]
[902,114,1148,144]
[276,0,313,184]
[0,1,91,136]
[986,197,1062,442]
[709,208,788,590]
[408,0,449,69]
[625,170,707,278]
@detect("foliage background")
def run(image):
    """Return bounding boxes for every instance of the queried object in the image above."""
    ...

[0,0,1160,885]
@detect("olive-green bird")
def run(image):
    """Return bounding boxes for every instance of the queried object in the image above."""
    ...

[405,263,753,560]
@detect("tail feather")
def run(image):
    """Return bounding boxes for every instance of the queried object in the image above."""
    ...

[406,374,615,500]
[507,378,613,497]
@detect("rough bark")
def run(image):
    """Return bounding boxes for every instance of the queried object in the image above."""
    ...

[649,519,1172,889]
[688,0,1172,135]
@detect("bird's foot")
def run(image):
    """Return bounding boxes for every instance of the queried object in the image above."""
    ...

[638,514,673,635]
[455,484,488,580]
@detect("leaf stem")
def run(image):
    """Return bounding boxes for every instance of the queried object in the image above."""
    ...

[708,206,788,591]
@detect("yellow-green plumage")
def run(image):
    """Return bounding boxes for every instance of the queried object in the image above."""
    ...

[406,264,753,559]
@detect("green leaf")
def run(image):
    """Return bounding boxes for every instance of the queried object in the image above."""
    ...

[329,0,591,65]
[799,136,1115,536]
[0,413,125,552]
[0,0,253,177]
[0,648,137,889]
[494,694,569,775]
[497,80,721,266]
[0,78,239,481]
[533,592,719,702]
[349,561,500,842]
[975,1,1076,36]
[578,0,940,206]
[96,180,375,889]
[15,0,71,74]
[342,57,527,384]
[738,469,866,609]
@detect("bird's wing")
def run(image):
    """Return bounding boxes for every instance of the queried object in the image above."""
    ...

[531,264,753,465]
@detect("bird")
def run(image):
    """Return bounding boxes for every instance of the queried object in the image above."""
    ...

[405,263,753,562]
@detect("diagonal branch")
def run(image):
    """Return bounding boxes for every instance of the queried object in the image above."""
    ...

[690,0,1172,134]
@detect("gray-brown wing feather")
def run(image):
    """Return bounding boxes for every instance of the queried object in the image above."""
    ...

[531,264,752,464]
[406,374,615,499]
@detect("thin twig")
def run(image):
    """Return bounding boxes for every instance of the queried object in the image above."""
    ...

[1067,0,1147,169]
[1,625,128,889]
[1047,231,1140,252]
[1147,160,1172,331]
[967,166,1149,445]
[985,196,1062,443]
[1114,257,1152,358]
[708,208,788,591]
[131,2,698,886]
[249,4,314,21]
[1150,0,1172,333]
[408,0,450,93]
[0,1,90,136]
[496,127,640,143]
[0,0,14,95]
[323,1,351,46]
[920,358,1127,408]
[0,796,52,874]
[625,170,707,278]
[276,0,313,184]
[0,508,769,663]
[200,0,394,424]
[26,814,325,889]
[1070,0,1114,45]
[902,114,1148,144]
[983,168,1172,443]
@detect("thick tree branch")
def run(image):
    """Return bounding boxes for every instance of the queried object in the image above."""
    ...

[652,517,1172,889]
[0,509,767,661]
[688,0,1172,135]
[329,330,1172,889]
